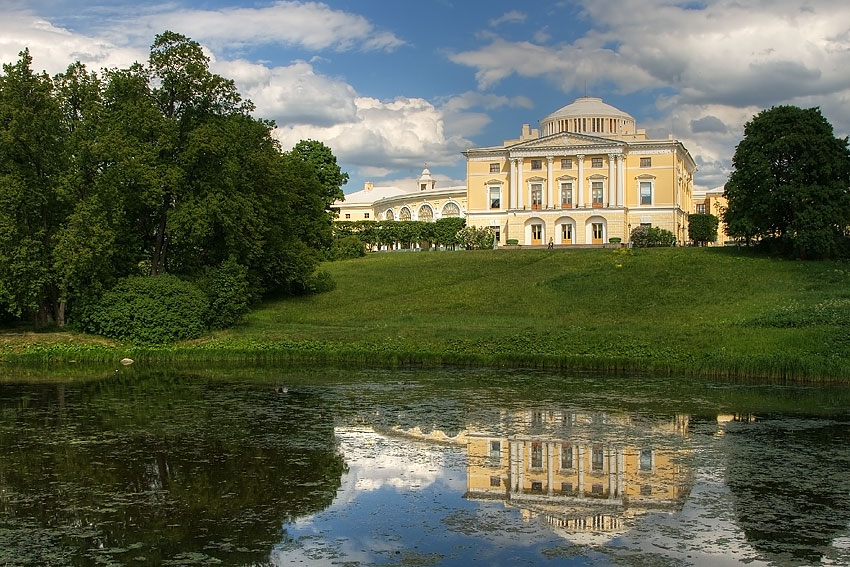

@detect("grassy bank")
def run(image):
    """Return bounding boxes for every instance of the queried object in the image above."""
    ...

[3,247,850,380]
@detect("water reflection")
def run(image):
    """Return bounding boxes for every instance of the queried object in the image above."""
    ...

[464,410,693,545]
[1,369,849,566]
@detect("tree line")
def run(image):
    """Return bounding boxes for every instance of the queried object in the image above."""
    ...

[0,31,346,337]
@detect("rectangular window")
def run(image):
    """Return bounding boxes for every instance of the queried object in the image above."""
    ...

[561,158,572,168]
[640,449,653,471]
[592,223,603,242]
[591,157,603,168]
[490,476,501,487]
[640,181,652,205]
[531,184,542,210]
[489,162,500,173]
[561,482,573,494]
[561,444,573,469]
[640,157,652,167]
[531,224,542,242]
[592,483,604,495]
[592,445,604,471]
[364,212,369,219]
[531,481,543,493]
[345,213,350,219]
[490,440,501,458]
[695,203,706,214]
[489,186,500,209]
[531,442,543,468]
[530,159,542,170]
[560,182,572,207]
[592,181,604,207]
[493,228,501,243]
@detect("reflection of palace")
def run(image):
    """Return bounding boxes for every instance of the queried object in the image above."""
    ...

[464,410,692,538]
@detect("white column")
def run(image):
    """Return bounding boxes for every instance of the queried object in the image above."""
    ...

[509,158,516,210]
[617,155,625,206]
[617,448,625,497]
[547,442,554,495]
[517,159,524,209]
[576,155,585,208]
[607,447,615,499]
[517,440,525,493]
[577,444,585,497]
[608,154,615,208]
[546,156,555,209]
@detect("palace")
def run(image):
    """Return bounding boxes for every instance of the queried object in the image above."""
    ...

[334,96,699,247]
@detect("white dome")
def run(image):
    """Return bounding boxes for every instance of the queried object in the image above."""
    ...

[542,97,635,136]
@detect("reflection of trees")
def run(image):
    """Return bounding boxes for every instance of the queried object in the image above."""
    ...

[0,374,346,565]
[724,418,850,565]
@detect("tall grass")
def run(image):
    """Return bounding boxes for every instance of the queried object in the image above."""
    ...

[4,247,850,381]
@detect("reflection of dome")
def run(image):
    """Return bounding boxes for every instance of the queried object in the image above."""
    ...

[541,96,636,136]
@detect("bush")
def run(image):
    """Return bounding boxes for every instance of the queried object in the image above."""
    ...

[304,270,336,294]
[329,235,366,260]
[630,226,675,247]
[75,275,209,344]
[196,258,251,329]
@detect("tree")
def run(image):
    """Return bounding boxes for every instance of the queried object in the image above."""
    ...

[723,106,850,258]
[291,139,349,203]
[688,213,719,246]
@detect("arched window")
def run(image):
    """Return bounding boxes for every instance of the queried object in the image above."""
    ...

[399,207,411,221]
[418,204,433,222]
[385,209,394,221]
[442,202,460,217]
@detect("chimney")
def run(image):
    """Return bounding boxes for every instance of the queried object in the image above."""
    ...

[364,181,373,192]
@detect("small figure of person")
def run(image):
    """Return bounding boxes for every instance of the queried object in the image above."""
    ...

[547,237,554,249]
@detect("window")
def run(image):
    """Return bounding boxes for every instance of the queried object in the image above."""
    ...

[640,181,652,205]
[399,207,411,221]
[490,440,501,458]
[591,483,604,495]
[561,158,572,168]
[531,183,543,210]
[592,181,604,207]
[530,159,542,170]
[560,182,573,208]
[344,213,350,219]
[561,482,573,494]
[385,209,394,221]
[364,212,369,219]
[490,476,501,487]
[531,481,543,493]
[442,202,460,217]
[561,444,573,469]
[489,186,501,209]
[531,442,543,468]
[561,223,572,243]
[640,449,653,472]
[493,227,501,243]
[418,205,433,222]
[592,446,604,471]
[591,157,603,168]
[640,157,652,167]
[420,183,427,191]
[695,203,706,214]
[489,162,500,173]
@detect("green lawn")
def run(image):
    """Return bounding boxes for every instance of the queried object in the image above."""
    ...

[4,247,850,380]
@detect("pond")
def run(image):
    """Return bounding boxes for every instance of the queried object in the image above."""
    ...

[1,365,850,566]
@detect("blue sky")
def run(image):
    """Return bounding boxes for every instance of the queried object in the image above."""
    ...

[3,0,849,194]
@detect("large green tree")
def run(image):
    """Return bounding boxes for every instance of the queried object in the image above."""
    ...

[723,106,850,258]
[688,213,719,246]
[0,33,346,329]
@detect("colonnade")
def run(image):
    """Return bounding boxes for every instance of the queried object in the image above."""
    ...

[506,154,626,210]
[507,440,625,500]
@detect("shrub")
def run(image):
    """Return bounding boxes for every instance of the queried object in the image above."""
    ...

[75,275,209,344]
[329,235,366,260]
[609,237,622,244]
[631,226,675,247]
[304,270,336,294]
[196,258,251,329]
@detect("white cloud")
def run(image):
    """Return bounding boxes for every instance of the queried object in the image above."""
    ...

[100,1,405,53]
[489,10,527,27]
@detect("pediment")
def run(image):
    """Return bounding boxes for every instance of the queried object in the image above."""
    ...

[508,131,626,151]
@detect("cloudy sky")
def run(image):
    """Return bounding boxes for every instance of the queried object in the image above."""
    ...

[3,0,849,193]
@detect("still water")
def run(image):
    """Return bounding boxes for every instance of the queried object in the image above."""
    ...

[1,365,850,566]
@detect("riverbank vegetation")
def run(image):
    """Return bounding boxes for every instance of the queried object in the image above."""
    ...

[4,247,850,381]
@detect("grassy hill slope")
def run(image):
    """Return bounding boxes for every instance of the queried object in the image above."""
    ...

[4,247,850,380]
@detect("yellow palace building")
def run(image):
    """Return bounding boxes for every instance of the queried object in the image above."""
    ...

[464,97,696,246]
[334,96,697,247]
